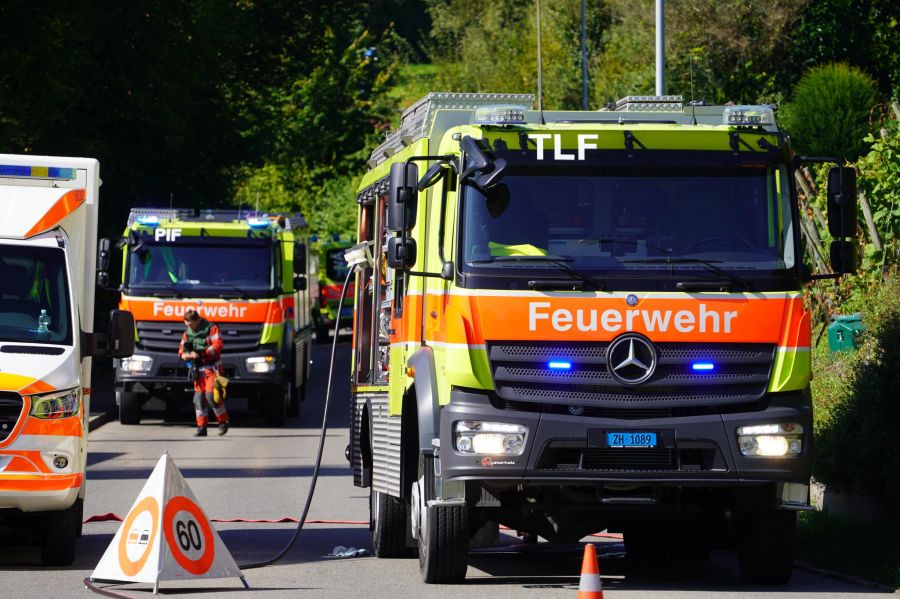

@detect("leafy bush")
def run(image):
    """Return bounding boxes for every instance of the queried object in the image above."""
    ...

[782,63,879,160]
[811,276,900,507]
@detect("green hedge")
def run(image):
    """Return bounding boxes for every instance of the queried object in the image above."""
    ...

[811,276,900,507]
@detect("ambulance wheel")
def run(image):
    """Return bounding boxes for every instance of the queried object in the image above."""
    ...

[370,489,410,557]
[40,498,80,566]
[413,456,468,583]
[118,383,141,425]
[263,385,288,427]
[736,510,796,584]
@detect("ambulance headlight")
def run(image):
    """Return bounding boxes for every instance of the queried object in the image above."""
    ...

[246,355,276,373]
[737,423,803,457]
[454,421,527,455]
[29,388,81,419]
[121,355,153,372]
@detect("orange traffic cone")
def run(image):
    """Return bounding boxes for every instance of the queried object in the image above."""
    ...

[577,543,604,598]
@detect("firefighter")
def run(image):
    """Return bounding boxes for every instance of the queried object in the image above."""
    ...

[178,309,229,436]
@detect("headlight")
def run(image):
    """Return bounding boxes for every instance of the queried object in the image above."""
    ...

[30,388,81,419]
[737,422,803,457]
[121,355,153,372]
[246,356,276,373]
[454,421,527,456]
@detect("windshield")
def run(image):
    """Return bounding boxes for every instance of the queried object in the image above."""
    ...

[127,241,274,295]
[460,163,795,289]
[0,245,72,345]
[325,248,351,281]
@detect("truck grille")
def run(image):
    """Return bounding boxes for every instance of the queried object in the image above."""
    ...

[488,341,775,409]
[136,321,263,354]
[0,392,24,442]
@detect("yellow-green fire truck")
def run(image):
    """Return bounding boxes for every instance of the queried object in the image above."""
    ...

[114,209,313,426]
[347,93,857,583]
[311,236,355,343]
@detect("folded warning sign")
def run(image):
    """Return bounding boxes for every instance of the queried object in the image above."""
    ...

[90,453,246,591]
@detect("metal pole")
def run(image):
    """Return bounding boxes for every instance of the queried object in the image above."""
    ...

[655,0,665,95]
[537,0,543,112]
[581,0,588,109]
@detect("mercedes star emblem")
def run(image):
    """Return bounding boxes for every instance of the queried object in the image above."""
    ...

[607,334,657,384]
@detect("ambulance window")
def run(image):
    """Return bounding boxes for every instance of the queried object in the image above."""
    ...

[0,246,72,345]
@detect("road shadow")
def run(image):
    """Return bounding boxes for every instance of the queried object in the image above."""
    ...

[467,541,886,593]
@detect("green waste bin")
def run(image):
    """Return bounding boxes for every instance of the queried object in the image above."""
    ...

[827,313,865,353]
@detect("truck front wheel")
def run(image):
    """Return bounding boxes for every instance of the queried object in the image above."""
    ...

[40,498,81,566]
[117,383,141,425]
[412,455,468,583]
[736,509,796,584]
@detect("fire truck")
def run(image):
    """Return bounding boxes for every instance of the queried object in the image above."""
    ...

[113,209,313,426]
[311,236,355,343]
[346,93,857,583]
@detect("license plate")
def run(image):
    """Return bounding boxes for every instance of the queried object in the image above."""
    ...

[607,432,657,448]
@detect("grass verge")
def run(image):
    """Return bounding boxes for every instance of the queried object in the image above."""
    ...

[797,510,900,589]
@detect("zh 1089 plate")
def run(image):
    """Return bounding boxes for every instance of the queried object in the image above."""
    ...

[607,432,657,448]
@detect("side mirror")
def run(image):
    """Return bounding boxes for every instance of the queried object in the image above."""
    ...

[388,162,419,232]
[293,275,308,292]
[386,236,417,270]
[830,240,857,275]
[108,310,135,359]
[826,167,858,238]
[293,243,307,275]
[126,229,144,253]
[418,162,446,192]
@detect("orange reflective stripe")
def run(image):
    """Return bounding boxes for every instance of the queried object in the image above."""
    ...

[19,379,55,395]
[395,293,809,346]
[21,415,83,437]
[24,189,86,238]
[120,296,276,323]
[0,451,52,473]
[0,473,82,492]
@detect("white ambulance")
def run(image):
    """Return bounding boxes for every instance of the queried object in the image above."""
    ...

[0,155,134,565]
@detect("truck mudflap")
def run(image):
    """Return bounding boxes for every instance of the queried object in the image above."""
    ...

[438,389,812,489]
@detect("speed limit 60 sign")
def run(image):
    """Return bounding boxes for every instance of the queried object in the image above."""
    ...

[163,495,216,575]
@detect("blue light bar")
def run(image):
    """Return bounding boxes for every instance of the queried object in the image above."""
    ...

[247,217,270,228]
[691,362,716,372]
[0,165,76,179]
[548,361,572,370]
[136,215,159,226]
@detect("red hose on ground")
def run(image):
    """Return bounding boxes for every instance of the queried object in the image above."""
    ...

[84,513,624,539]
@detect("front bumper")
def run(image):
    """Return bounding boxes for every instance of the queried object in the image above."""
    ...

[116,348,284,386]
[0,430,84,512]
[439,389,812,487]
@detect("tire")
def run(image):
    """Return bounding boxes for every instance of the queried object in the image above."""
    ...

[118,383,141,425]
[736,510,796,584]
[413,455,469,583]
[370,488,410,557]
[262,385,288,427]
[41,498,80,566]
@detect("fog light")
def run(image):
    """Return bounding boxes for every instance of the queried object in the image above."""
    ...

[53,455,69,469]
[454,421,527,456]
[737,423,803,457]
[121,355,152,372]
[246,356,276,373]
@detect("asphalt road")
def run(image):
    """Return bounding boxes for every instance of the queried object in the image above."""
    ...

[0,339,890,597]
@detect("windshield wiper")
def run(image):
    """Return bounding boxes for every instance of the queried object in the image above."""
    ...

[151,283,184,298]
[620,257,752,291]
[212,282,252,299]
[471,255,605,290]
